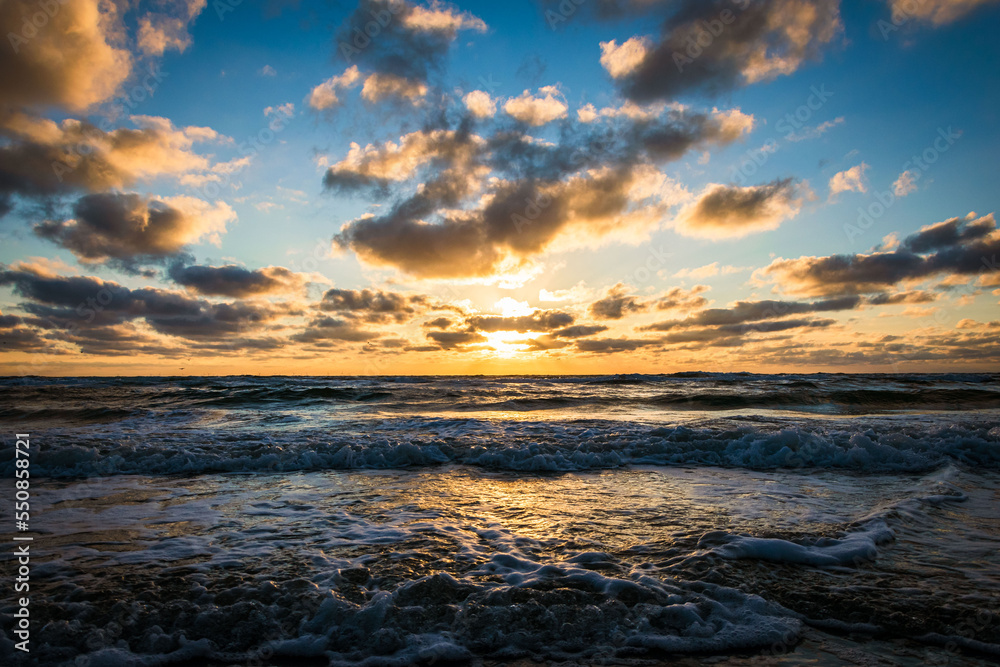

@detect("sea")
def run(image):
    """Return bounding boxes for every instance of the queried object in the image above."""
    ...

[1,373,999,666]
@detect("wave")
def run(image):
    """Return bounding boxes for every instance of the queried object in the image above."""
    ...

[0,406,143,425]
[650,387,1000,411]
[8,418,999,478]
[3,375,999,425]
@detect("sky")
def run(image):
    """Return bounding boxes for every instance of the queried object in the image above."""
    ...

[0,0,999,375]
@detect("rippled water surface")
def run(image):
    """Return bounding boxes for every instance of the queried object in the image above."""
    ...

[1,374,999,665]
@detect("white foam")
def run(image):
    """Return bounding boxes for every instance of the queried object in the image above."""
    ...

[700,520,895,567]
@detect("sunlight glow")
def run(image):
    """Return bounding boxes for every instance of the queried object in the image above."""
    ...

[494,297,534,317]
[483,331,535,357]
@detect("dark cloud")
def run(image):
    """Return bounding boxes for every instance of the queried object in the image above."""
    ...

[675,178,806,239]
[56,323,189,357]
[0,265,296,343]
[589,283,648,319]
[422,317,453,329]
[656,285,710,311]
[318,287,430,323]
[291,317,376,343]
[575,337,658,353]
[760,213,1000,296]
[865,291,937,306]
[539,0,671,22]
[653,318,834,349]
[35,193,233,268]
[642,296,860,330]
[0,114,214,215]
[464,311,574,333]
[901,215,995,253]
[426,330,488,349]
[417,307,578,351]
[0,311,51,351]
[329,104,753,278]
[716,318,835,334]
[596,0,841,101]
[335,165,655,278]
[553,324,608,338]
[168,263,310,297]
[336,0,485,83]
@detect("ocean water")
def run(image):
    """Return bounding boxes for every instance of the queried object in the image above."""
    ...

[1,373,1000,665]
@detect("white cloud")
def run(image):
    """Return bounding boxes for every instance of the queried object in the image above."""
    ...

[361,73,428,104]
[892,169,918,197]
[463,90,496,118]
[829,163,869,197]
[599,37,652,79]
[503,86,567,126]
[308,66,361,110]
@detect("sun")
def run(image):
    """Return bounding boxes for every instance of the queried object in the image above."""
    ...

[483,331,535,358]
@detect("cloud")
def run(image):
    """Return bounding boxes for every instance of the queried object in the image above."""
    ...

[414,305,583,352]
[463,90,497,118]
[35,193,235,267]
[893,169,918,197]
[0,113,225,208]
[674,178,807,239]
[0,310,52,352]
[264,103,296,119]
[401,2,487,32]
[553,324,608,338]
[167,263,312,297]
[292,317,377,344]
[361,72,429,103]
[786,116,845,142]
[335,164,675,278]
[137,0,207,57]
[642,296,860,330]
[0,0,132,112]
[589,283,648,319]
[503,86,568,125]
[317,287,431,323]
[259,65,278,77]
[323,129,483,195]
[576,337,658,353]
[596,0,842,101]
[336,0,485,83]
[308,66,362,110]
[600,37,654,79]
[888,0,1000,25]
[901,213,995,252]
[829,163,869,197]
[426,330,488,349]
[539,282,591,302]
[865,290,937,305]
[673,263,719,279]
[328,103,754,279]
[632,294,854,350]
[756,212,1000,296]
[0,265,299,344]
[655,284,710,311]
[464,310,574,333]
